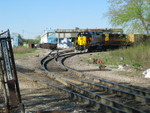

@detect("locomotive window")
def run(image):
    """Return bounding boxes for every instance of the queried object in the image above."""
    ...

[102,34,105,38]
[96,32,99,35]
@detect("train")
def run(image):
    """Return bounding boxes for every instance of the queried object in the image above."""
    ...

[74,31,129,52]
[37,31,148,52]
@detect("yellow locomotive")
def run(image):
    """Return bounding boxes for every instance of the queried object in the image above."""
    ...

[74,31,128,52]
[74,32,91,52]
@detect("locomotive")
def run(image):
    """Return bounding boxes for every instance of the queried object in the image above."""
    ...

[74,32,91,52]
[74,31,127,52]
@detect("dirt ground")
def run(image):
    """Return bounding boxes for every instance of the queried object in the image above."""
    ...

[13,48,150,112]
[64,52,150,90]
[14,48,83,112]
[15,48,150,89]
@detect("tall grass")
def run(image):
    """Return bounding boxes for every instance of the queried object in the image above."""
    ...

[86,42,150,70]
[110,43,150,69]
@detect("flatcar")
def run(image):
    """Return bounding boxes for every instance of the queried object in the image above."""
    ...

[74,31,127,52]
[37,43,57,50]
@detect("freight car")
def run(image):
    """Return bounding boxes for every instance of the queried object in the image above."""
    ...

[37,43,57,50]
[74,31,128,52]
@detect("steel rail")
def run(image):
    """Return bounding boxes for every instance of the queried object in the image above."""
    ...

[17,71,127,113]
[64,80,144,113]
[41,61,145,113]
[60,54,150,97]
[16,63,146,113]
[36,51,131,113]
[40,52,146,113]
[56,64,150,104]
[46,70,144,113]
[53,74,148,113]
[16,50,149,113]
[40,49,75,69]
[18,61,148,113]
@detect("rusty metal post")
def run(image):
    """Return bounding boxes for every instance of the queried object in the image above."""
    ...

[0,30,25,113]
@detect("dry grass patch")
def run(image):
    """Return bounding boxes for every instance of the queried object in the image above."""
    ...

[13,46,36,55]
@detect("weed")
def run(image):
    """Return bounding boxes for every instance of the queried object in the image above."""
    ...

[82,42,150,75]
[13,46,37,55]
[132,62,142,70]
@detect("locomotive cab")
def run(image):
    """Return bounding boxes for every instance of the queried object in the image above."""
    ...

[74,32,92,52]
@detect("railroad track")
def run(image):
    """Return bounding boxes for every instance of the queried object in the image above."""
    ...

[16,49,150,113]
[42,50,150,113]
[16,69,88,111]
[16,51,126,112]
[15,50,92,112]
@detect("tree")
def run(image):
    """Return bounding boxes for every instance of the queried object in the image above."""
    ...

[22,39,40,44]
[35,35,41,40]
[107,0,150,35]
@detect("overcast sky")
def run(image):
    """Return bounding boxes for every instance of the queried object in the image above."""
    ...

[0,0,113,39]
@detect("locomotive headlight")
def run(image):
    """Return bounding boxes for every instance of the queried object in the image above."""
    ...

[105,37,109,41]
[105,34,109,41]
